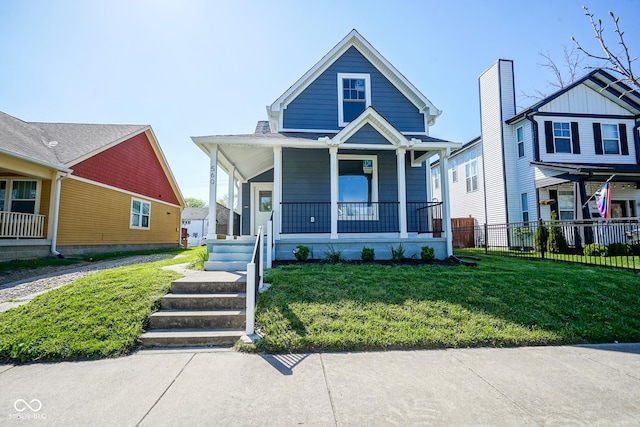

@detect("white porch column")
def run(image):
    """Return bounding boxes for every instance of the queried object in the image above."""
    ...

[273,146,282,240]
[439,148,453,256]
[397,147,408,238]
[236,174,243,235]
[330,146,338,239]
[227,166,235,237]
[208,145,218,240]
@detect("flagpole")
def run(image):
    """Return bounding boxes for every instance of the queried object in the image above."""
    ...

[582,174,615,208]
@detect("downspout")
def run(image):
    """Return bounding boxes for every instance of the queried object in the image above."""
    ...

[634,117,640,165]
[51,171,70,258]
[526,115,540,162]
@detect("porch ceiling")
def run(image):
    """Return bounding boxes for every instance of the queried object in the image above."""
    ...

[217,144,274,181]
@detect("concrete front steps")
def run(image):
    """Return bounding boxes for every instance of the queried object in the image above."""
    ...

[140,271,247,348]
[204,239,267,271]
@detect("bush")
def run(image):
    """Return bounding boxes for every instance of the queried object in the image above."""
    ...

[534,218,548,252]
[607,243,629,257]
[361,247,375,261]
[293,245,310,261]
[547,212,568,254]
[323,245,348,263]
[420,246,435,261]
[390,243,406,262]
[584,243,606,257]
[630,243,640,256]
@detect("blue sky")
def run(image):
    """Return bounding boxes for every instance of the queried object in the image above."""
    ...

[1,0,638,203]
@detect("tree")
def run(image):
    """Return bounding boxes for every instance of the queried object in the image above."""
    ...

[572,6,639,90]
[184,197,207,208]
[521,45,585,100]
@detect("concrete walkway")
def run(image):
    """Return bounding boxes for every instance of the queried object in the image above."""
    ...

[1,344,639,426]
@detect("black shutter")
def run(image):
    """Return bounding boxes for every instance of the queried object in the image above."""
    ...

[593,123,603,155]
[544,121,554,153]
[619,123,629,155]
[571,122,580,154]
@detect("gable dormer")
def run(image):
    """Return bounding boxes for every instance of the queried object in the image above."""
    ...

[267,30,441,136]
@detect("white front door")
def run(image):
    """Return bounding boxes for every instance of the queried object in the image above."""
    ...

[251,183,273,235]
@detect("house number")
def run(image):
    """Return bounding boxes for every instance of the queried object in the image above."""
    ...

[210,165,216,185]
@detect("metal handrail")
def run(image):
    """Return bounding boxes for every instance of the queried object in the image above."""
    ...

[245,226,262,336]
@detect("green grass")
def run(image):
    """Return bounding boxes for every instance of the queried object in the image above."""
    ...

[456,248,640,271]
[0,249,202,362]
[0,247,195,278]
[255,255,640,353]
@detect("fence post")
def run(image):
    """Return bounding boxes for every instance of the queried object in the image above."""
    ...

[484,223,488,254]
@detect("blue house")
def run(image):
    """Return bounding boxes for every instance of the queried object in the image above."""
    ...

[193,30,460,267]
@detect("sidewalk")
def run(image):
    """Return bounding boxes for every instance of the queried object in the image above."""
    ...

[1,343,639,426]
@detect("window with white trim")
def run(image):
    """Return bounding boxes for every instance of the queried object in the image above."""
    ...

[131,198,151,229]
[558,190,574,220]
[553,122,571,153]
[433,169,440,189]
[337,155,378,220]
[521,193,529,222]
[601,124,620,154]
[516,126,525,158]
[465,159,478,192]
[10,180,38,214]
[337,73,371,126]
[0,180,6,211]
[451,159,458,182]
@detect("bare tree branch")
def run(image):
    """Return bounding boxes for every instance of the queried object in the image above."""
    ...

[572,6,639,90]
[520,46,584,101]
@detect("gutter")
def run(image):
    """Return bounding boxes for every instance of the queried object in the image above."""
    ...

[634,118,640,165]
[50,171,71,258]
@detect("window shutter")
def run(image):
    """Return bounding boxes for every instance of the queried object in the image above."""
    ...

[619,123,629,155]
[593,123,603,155]
[570,122,580,154]
[544,121,554,153]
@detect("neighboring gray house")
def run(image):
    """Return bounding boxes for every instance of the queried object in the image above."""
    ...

[181,204,240,246]
[181,207,209,246]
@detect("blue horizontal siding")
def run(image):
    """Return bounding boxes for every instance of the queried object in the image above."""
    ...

[242,169,274,235]
[344,123,393,145]
[283,46,425,132]
[249,149,428,234]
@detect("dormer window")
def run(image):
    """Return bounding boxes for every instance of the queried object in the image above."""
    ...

[338,73,371,126]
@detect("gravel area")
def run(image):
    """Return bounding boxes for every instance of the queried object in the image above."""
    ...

[0,254,183,312]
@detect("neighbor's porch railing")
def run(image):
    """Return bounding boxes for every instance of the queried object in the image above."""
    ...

[279,201,443,234]
[0,211,45,238]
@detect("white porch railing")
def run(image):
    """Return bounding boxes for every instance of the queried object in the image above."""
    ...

[0,212,45,238]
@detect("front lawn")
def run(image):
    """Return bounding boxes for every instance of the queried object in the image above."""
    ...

[0,249,201,362]
[255,255,640,352]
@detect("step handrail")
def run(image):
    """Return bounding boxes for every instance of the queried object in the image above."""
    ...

[245,226,263,336]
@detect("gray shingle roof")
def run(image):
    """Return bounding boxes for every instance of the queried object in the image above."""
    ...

[0,111,63,167]
[31,122,148,165]
[0,110,151,170]
[181,207,210,220]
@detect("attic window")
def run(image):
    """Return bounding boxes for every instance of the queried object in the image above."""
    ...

[338,73,371,127]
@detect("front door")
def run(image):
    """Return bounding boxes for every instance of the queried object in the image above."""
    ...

[251,183,273,235]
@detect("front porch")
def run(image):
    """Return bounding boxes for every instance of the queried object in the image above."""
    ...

[0,211,46,239]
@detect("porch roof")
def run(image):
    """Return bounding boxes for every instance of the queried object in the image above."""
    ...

[531,161,640,186]
[192,129,458,182]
